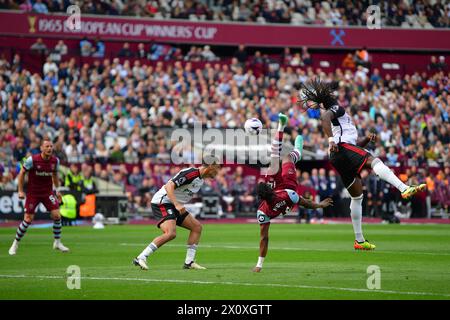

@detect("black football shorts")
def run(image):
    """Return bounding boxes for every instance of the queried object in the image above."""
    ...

[151,203,190,228]
[329,142,370,189]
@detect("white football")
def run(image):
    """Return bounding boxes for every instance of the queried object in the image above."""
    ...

[244,118,263,135]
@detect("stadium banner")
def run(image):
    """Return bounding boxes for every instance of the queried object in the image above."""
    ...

[0,191,48,220]
[0,11,449,51]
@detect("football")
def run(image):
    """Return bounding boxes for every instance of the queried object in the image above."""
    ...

[244,118,263,135]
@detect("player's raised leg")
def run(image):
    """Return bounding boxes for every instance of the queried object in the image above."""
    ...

[347,178,376,250]
[181,214,206,269]
[133,219,177,270]
[366,157,426,200]
[288,134,303,164]
[51,209,70,252]
[268,113,288,173]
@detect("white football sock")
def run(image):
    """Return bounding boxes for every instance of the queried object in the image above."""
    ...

[371,158,408,192]
[138,242,158,259]
[185,244,197,265]
[350,194,365,243]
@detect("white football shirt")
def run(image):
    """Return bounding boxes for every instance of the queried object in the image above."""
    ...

[151,167,204,205]
[329,105,358,145]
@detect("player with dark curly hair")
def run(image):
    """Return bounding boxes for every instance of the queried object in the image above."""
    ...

[297,79,426,250]
[253,113,333,272]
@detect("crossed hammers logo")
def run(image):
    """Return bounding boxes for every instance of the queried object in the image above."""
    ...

[330,29,345,46]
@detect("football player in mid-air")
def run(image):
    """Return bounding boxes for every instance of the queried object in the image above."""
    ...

[297,79,426,250]
[253,113,333,272]
[133,156,220,270]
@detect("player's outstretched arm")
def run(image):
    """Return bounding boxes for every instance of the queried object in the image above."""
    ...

[253,223,270,272]
[357,132,377,148]
[298,196,333,209]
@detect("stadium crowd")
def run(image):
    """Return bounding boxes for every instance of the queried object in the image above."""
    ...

[0,38,449,217]
[2,0,449,28]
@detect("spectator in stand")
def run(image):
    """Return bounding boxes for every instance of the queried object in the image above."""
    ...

[301,46,312,66]
[386,147,400,167]
[428,56,440,71]
[355,47,370,68]
[13,138,27,162]
[30,38,48,55]
[234,44,248,65]
[310,168,320,192]
[290,53,302,67]
[299,190,322,223]
[32,0,48,13]
[437,56,448,71]
[92,38,105,58]
[128,166,144,190]
[80,165,98,195]
[201,45,218,61]
[124,145,139,164]
[54,40,68,56]
[65,163,82,192]
[185,46,202,62]
[18,0,32,12]
[318,168,333,217]
[281,47,293,65]
[79,37,93,57]
[119,42,133,58]
[364,170,386,217]
[327,170,344,217]
[136,43,147,59]
[43,56,58,76]
[342,53,356,69]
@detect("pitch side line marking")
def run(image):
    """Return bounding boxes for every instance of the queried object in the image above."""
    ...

[119,243,450,256]
[0,274,449,298]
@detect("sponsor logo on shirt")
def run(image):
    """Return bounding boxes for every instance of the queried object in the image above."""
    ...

[35,171,53,176]
[273,200,286,211]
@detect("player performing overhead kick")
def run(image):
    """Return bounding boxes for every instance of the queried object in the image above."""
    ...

[253,113,333,272]
[8,137,69,255]
[297,79,426,251]
[133,156,220,270]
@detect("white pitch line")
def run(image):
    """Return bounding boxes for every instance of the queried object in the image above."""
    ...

[0,274,449,298]
[119,243,450,256]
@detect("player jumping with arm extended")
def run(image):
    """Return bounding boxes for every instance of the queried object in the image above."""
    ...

[133,156,220,270]
[253,113,333,272]
[9,137,69,255]
[297,79,426,250]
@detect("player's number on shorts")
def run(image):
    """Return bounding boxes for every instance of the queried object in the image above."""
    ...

[49,195,57,204]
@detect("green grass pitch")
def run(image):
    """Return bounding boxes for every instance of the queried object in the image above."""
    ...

[0,223,449,300]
